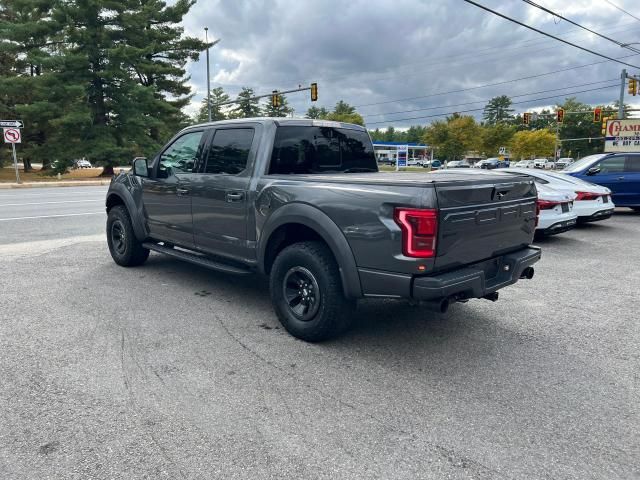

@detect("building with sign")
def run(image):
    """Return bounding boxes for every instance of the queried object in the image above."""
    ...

[372,141,430,164]
[605,119,640,153]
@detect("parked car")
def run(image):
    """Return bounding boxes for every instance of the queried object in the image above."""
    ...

[534,183,578,236]
[446,160,471,168]
[407,157,423,167]
[555,158,574,170]
[534,158,554,170]
[475,158,499,169]
[377,156,395,167]
[515,160,536,168]
[499,168,615,223]
[563,152,640,210]
[73,158,92,169]
[106,118,541,341]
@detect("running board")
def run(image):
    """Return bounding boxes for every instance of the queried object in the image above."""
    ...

[142,242,253,275]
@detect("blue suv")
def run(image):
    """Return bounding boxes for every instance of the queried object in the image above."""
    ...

[564,153,640,210]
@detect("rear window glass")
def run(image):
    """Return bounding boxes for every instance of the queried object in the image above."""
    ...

[268,126,377,174]
[204,128,254,175]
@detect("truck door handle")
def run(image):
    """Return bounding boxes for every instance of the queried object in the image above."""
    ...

[226,192,244,202]
[176,188,190,196]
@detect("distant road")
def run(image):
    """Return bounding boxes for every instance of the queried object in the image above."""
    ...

[0,185,107,245]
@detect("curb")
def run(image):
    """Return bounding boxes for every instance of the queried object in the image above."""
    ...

[0,180,111,189]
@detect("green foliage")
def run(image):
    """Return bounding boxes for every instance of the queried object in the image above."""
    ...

[0,0,206,171]
[483,95,514,125]
[509,129,556,159]
[423,116,481,161]
[196,87,230,123]
[262,93,293,118]
[480,123,516,156]
[228,87,261,118]
[305,106,329,119]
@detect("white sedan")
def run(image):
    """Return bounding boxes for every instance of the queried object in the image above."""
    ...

[534,183,578,236]
[499,168,615,223]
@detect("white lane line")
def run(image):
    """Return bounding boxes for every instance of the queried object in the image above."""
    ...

[0,199,103,207]
[0,234,105,258]
[0,192,107,198]
[0,212,105,221]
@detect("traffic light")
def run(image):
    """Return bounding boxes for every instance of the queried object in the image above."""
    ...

[629,78,638,96]
[593,107,602,123]
[271,91,281,108]
[310,82,318,102]
[601,116,609,136]
[523,112,530,125]
[556,108,564,124]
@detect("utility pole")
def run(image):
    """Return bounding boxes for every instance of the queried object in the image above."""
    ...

[619,69,626,120]
[205,27,211,122]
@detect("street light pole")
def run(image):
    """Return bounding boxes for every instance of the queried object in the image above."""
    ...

[205,27,211,122]
[619,69,627,120]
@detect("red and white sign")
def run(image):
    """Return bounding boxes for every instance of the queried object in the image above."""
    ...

[3,128,21,144]
[605,119,640,153]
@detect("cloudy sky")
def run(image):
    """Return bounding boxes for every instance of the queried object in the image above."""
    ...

[179,0,640,127]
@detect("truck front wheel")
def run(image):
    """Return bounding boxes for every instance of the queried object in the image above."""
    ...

[270,241,354,342]
[106,205,149,267]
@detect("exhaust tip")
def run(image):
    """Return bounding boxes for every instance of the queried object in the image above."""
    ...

[521,267,535,280]
[483,292,499,302]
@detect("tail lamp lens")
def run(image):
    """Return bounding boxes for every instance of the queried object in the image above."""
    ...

[537,199,559,210]
[394,208,438,258]
[575,191,600,201]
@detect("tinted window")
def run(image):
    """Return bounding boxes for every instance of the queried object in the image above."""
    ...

[597,156,625,174]
[626,156,640,172]
[205,128,254,175]
[159,131,203,175]
[269,126,377,174]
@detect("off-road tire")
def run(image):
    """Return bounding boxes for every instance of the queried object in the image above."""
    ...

[270,241,355,342]
[107,205,149,267]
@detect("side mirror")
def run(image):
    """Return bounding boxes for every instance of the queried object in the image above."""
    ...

[586,166,600,176]
[133,157,149,177]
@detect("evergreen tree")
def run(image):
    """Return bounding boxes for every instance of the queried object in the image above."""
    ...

[262,93,293,117]
[229,87,261,118]
[0,0,207,175]
[483,95,514,125]
[196,87,230,122]
[306,106,329,119]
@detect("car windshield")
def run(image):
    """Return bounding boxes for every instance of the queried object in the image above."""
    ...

[562,154,607,172]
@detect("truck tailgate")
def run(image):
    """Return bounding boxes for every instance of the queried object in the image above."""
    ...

[433,173,537,272]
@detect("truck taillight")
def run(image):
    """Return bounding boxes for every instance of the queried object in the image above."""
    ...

[394,208,438,258]
[537,199,560,210]
[575,191,600,201]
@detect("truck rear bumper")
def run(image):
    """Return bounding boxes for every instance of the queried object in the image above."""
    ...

[358,246,541,301]
[412,246,541,301]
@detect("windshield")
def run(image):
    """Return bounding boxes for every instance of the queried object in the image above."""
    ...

[563,154,607,173]
[268,126,378,174]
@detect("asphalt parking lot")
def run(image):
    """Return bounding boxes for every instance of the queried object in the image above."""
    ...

[0,186,638,480]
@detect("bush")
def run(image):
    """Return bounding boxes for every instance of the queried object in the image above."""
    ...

[50,158,74,176]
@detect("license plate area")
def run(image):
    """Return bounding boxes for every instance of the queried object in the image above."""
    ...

[561,203,569,213]
[602,195,609,203]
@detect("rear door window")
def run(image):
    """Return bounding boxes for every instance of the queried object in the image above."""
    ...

[204,128,255,175]
[625,155,640,172]
[269,126,377,174]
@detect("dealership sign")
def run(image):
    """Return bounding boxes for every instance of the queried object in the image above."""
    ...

[604,119,640,153]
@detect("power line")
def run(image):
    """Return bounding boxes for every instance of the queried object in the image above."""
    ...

[365,84,618,125]
[354,53,638,108]
[462,0,640,69]
[362,78,618,119]
[604,0,640,23]
[521,0,640,53]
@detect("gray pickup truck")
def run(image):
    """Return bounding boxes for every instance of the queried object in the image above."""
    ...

[106,118,541,341]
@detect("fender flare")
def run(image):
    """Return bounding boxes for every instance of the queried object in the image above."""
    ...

[106,183,149,241]
[258,203,363,299]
